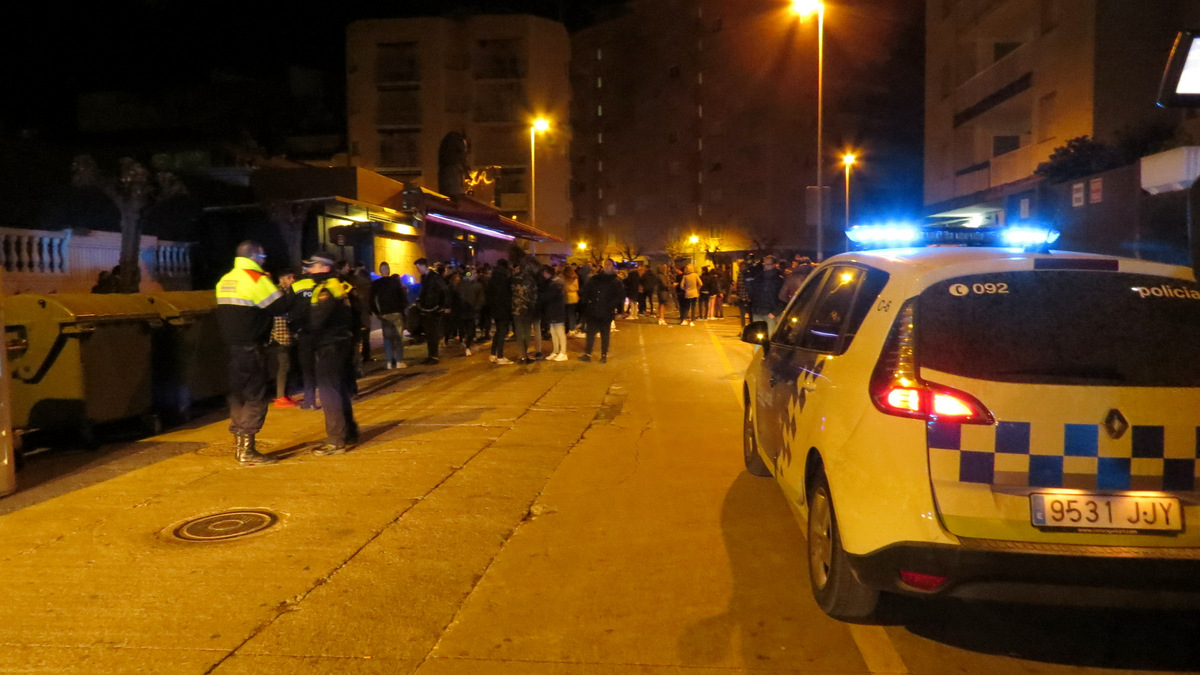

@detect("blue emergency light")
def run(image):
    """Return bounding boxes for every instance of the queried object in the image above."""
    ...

[846,223,1060,250]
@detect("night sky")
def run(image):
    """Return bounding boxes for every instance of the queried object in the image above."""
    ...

[4,0,628,135]
[4,0,924,217]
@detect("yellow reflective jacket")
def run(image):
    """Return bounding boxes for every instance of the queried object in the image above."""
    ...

[214,257,290,345]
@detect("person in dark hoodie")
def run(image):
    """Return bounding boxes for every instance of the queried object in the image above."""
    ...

[455,265,486,357]
[486,258,514,365]
[304,255,359,455]
[579,259,625,363]
[747,254,786,332]
[415,258,451,364]
[623,267,641,319]
[511,258,542,363]
[371,261,408,369]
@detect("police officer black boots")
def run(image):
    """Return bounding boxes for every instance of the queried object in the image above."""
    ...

[234,432,278,466]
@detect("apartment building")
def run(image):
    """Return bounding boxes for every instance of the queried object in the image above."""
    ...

[346,15,572,245]
[571,0,816,257]
[924,0,1194,221]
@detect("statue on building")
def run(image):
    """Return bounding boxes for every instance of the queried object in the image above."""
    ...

[438,131,471,196]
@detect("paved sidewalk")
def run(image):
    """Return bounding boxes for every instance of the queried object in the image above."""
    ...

[0,316,841,675]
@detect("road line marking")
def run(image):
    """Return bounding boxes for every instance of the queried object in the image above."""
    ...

[849,624,909,674]
[709,330,910,675]
[708,331,743,403]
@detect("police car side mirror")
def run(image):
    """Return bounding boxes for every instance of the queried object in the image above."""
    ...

[741,321,770,346]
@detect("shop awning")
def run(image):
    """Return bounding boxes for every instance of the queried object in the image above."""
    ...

[420,188,561,243]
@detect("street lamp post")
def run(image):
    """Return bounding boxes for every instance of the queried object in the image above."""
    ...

[689,234,700,268]
[793,0,825,261]
[530,118,550,230]
[842,152,856,232]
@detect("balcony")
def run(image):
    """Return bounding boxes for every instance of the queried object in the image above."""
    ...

[990,143,1036,187]
[953,41,1035,127]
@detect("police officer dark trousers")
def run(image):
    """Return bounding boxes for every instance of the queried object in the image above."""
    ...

[307,267,360,455]
[288,271,321,409]
[214,241,292,466]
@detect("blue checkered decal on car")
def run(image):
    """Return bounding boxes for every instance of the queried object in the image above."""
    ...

[927,421,1199,492]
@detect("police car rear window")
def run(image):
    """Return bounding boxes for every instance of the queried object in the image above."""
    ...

[916,271,1200,386]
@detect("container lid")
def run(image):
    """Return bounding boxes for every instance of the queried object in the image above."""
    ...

[146,291,217,318]
[5,293,162,324]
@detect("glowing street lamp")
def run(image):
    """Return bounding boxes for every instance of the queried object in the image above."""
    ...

[792,0,825,260]
[689,234,700,267]
[842,152,856,232]
[530,117,551,229]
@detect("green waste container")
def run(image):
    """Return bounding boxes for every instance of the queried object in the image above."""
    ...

[5,293,161,445]
[147,291,228,420]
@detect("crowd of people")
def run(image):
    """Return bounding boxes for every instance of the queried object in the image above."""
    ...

[214,240,816,465]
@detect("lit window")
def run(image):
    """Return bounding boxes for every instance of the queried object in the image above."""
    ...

[597,48,603,61]
[598,132,603,144]
[597,77,603,88]
[597,160,603,172]
[597,105,603,117]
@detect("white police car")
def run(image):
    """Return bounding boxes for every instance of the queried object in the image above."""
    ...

[741,225,1200,619]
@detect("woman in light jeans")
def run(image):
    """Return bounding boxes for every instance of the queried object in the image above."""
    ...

[540,265,569,360]
[679,264,702,326]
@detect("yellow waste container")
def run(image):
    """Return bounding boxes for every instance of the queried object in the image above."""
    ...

[5,293,161,447]
[147,291,228,420]
[0,271,15,497]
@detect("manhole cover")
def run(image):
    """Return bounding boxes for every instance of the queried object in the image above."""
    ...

[172,509,279,542]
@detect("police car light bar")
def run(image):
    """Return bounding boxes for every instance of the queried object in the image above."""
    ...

[846,224,1061,250]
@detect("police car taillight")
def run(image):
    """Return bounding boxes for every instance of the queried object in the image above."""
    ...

[870,302,995,425]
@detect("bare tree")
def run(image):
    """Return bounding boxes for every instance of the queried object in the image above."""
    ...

[71,155,157,293]
[266,200,310,270]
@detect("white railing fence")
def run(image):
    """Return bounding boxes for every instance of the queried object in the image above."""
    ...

[0,228,194,295]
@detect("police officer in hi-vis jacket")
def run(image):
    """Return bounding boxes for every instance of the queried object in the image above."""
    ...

[214,241,293,466]
[303,254,360,455]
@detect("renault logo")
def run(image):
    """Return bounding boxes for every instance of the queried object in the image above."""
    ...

[1104,409,1129,440]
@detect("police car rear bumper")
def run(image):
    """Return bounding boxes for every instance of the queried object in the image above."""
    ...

[849,541,1200,607]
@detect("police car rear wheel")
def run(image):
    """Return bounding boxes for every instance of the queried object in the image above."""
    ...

[743,399,771,477]
[808,470,879,619]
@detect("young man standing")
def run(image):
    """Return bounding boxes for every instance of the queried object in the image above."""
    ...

[579,259,625,363]
[371,261,408,369]
[415,258,451,364]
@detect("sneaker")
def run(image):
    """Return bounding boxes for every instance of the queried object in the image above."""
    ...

[600,354,608,364]
[396,361,408,369]
[464,348,473,356]
[689,321,696,326]
[534,352,543,360]
[495,357,514,365]
[273,396,298,408]
[489,354,498,363]
[386,362,395,370]
[557,353,570,361]
[421,357,439,365]
[579,354,592,362]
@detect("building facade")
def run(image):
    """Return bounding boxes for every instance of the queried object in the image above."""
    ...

[570,0,818,259]
[346,15,573,248]
[924,0,1198,222]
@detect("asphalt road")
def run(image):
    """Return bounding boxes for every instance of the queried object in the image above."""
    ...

[0,314,1197,674]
